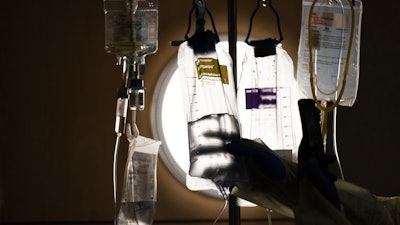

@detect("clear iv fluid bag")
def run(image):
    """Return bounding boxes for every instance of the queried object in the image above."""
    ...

[133,0,158,59]
[104,0,138,56]
[297,0,363,107]
[117,136,161,225]
[104,0,158,58]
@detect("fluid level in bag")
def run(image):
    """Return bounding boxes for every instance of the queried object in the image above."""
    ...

[117,201,156,225]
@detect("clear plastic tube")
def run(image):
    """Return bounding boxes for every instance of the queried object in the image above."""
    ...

[213,185,229,225]
[332,107,345,180]
[113,133,122,224]
[266,209,272,225]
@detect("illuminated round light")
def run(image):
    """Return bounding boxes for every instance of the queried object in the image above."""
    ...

[151,57,189,185]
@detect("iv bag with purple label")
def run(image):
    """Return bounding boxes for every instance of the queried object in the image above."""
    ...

[237,43,302,162]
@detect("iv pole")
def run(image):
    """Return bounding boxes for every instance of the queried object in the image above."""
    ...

[227,1,241,225]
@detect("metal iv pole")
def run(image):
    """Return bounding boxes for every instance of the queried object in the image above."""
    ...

[228,0,241,225]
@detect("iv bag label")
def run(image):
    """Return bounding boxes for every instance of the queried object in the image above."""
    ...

[310,12,349,50]
[311,12,348,28]
[245,88,277,109]
[296,0,363,106]
[131,152,156,202]
[195,58,229,84]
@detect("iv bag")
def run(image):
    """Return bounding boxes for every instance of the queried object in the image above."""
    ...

[104,0,138,56]
[103,0,158,59]
[177,41,242,189]
[133,0,158,60]
[117,135,161,225]
[297,0,363,107]
[237,42,302,162]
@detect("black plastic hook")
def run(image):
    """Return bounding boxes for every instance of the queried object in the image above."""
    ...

[195,0,206,32]
[245,0,283,43]
[183,0,219,42]
[168,0,219,53]
[245,0,284,57]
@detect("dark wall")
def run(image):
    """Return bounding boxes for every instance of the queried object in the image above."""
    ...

[0,0,399,223]
[335,0,400,197]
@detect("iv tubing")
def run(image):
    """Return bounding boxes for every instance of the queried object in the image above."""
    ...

[307,0,355,139]
[333,107,345,179]
[266,209,272,225]
[213,199,228,225]
[122,56,131,88]
[331,0,346,180]
[113,133,122,224]
[213,185,229,225]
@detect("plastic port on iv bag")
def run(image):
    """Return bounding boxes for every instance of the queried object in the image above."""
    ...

[296,0,363,107]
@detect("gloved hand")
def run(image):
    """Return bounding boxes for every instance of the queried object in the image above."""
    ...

[297,99,341,210]
[226,138,287,181]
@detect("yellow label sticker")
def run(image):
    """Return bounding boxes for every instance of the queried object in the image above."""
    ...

[195,58,229,84]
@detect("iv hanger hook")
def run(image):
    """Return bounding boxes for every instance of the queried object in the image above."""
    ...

[184,0,219,42]
[245,0,284,44]
[195,0,206,31]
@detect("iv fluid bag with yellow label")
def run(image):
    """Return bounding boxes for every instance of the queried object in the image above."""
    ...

[177,41,241,188]
[297,0,363,107]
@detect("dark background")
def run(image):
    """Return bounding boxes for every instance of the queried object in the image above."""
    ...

[0,0,399,224]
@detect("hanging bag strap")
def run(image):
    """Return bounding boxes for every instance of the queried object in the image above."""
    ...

[170,0,220,50]
[183,0,220,54]
[184,0,220,42]
[245,0,283,57]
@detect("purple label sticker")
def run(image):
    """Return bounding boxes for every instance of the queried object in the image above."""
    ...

[245,88,277,109]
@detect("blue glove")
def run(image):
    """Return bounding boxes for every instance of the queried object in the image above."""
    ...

[297,99,341,210]
[226,138,287,181]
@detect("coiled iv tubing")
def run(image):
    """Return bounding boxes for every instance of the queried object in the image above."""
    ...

[308,0,355,180]
[308,0,355,139]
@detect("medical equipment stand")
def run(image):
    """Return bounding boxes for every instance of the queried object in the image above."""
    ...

[228,1,241,225]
